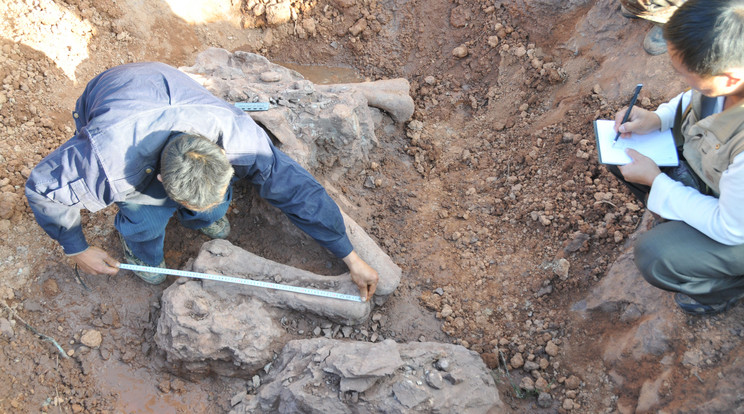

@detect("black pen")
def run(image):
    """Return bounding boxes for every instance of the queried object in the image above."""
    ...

[613,83,643,146]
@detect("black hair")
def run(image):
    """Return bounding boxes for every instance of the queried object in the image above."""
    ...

[664,0,744,76]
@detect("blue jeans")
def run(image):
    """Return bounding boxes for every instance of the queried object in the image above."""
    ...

[114,186,233,265]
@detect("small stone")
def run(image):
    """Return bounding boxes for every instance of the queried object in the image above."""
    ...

[231,391,247,406]
[440,304,453,318]
[434,287,444,295]
[510,353,524,369]
[42,279,60,297]
[424,76,436,85]
[545,340,559,357]
[425,370,444,389]
[553,259,570,280]
[71,404,84,413]
[435,358,451,371]
[80,330,102,348]
[158,380,171,393]
[0,317,14,339]
[252,375,261,389]
[524,360,540,371]
[537,392,552,408]
[519,376,535,391]
[487,35,499,47]
[452,45,469,58]
[565,375,581,390]
[563,398,575,410]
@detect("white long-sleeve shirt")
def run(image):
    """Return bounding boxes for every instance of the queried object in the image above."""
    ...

[647,91,744,245]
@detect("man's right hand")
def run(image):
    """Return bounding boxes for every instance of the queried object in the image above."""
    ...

[614,106,662,138]
[71,247,120,275]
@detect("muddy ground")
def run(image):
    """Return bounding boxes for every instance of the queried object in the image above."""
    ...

[2,0,743,412]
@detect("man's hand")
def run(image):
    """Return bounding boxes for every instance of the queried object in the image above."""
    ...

[342,251,379,302]
[614,106,662,139]
[71,246,120,275]
[618,149,662,186]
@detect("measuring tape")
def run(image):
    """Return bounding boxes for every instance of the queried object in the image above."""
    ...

[119,263,363,302]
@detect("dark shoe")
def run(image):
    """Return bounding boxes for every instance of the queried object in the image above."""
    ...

[118,233,167,284]
[620,5,639,19]
[674,293,741,316]
[643,25,667,56]
[199,216,230,239]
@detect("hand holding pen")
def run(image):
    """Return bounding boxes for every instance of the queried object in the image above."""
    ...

[613,84,643,146]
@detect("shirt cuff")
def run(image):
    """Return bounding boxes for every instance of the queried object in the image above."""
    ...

[646,173,676,214]
[323,235,354,259]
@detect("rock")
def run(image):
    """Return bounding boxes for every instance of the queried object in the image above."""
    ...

[41,278,60,297]
[155,280,285,378]
[440,304,453,318]
[510,353,524,369]
[0,317,14,339]
[519,376,535,391]
[487,35,499,47]
[424,76,436,85]
[231,391,247,406]
[537,391,553,408]
[565,375,581,390]
[80,330,102,348]
[553,258,570,280]
[349,18,367,36]
[236,338,503,413]
[265,1,292,25]
[183,48,413,175]
[452,45,469,58]
[545,340,559,357]
[0,192,18,219]
[563,398,575,410]
[425,370,444,389]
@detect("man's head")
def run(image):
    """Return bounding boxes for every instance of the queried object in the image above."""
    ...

[160,133,233,211]
[664,0,744,78]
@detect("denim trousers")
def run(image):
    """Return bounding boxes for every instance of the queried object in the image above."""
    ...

[114,186,233,265]
[608,163,744,305]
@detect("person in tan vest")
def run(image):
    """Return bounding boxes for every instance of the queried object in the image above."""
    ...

[609,0,744,315]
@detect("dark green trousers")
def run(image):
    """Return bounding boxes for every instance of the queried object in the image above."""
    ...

[609,162,744,305]
[634,221,744,305]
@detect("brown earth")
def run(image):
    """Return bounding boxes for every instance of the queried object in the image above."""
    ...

[2,0,743,413]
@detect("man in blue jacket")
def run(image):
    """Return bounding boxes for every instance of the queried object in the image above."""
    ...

[25,62,379,301]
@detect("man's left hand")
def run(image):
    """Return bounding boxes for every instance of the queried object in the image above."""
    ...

[342,251,379,302]
[618,148,662,186]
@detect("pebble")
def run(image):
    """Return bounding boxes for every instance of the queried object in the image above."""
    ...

[565,375,581,390]
[452,45,469,58]
[424,76,436,85]
[80,329,102,348]
[537,391,552,408]
[545,340,559,357]
[425,370,444,389]
[510,353,524,369]
[440,304,453,318]
[563,398,575,410]
[487,35,499,47]
[519,376,535,391]
[0,317,14,339]
[553,259,570,280]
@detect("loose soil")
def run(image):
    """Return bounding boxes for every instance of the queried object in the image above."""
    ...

[2,0,743,413]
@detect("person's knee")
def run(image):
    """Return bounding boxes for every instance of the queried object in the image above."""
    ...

[633,230,669,284]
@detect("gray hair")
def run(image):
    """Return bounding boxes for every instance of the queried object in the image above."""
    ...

[160,133,234,210]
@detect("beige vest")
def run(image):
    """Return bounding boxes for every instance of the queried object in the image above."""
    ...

[677,91,744,196]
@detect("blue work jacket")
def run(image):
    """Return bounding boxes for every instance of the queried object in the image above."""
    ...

[25,62,353,258]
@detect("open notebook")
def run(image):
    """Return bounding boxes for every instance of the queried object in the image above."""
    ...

[593,119,679,166]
